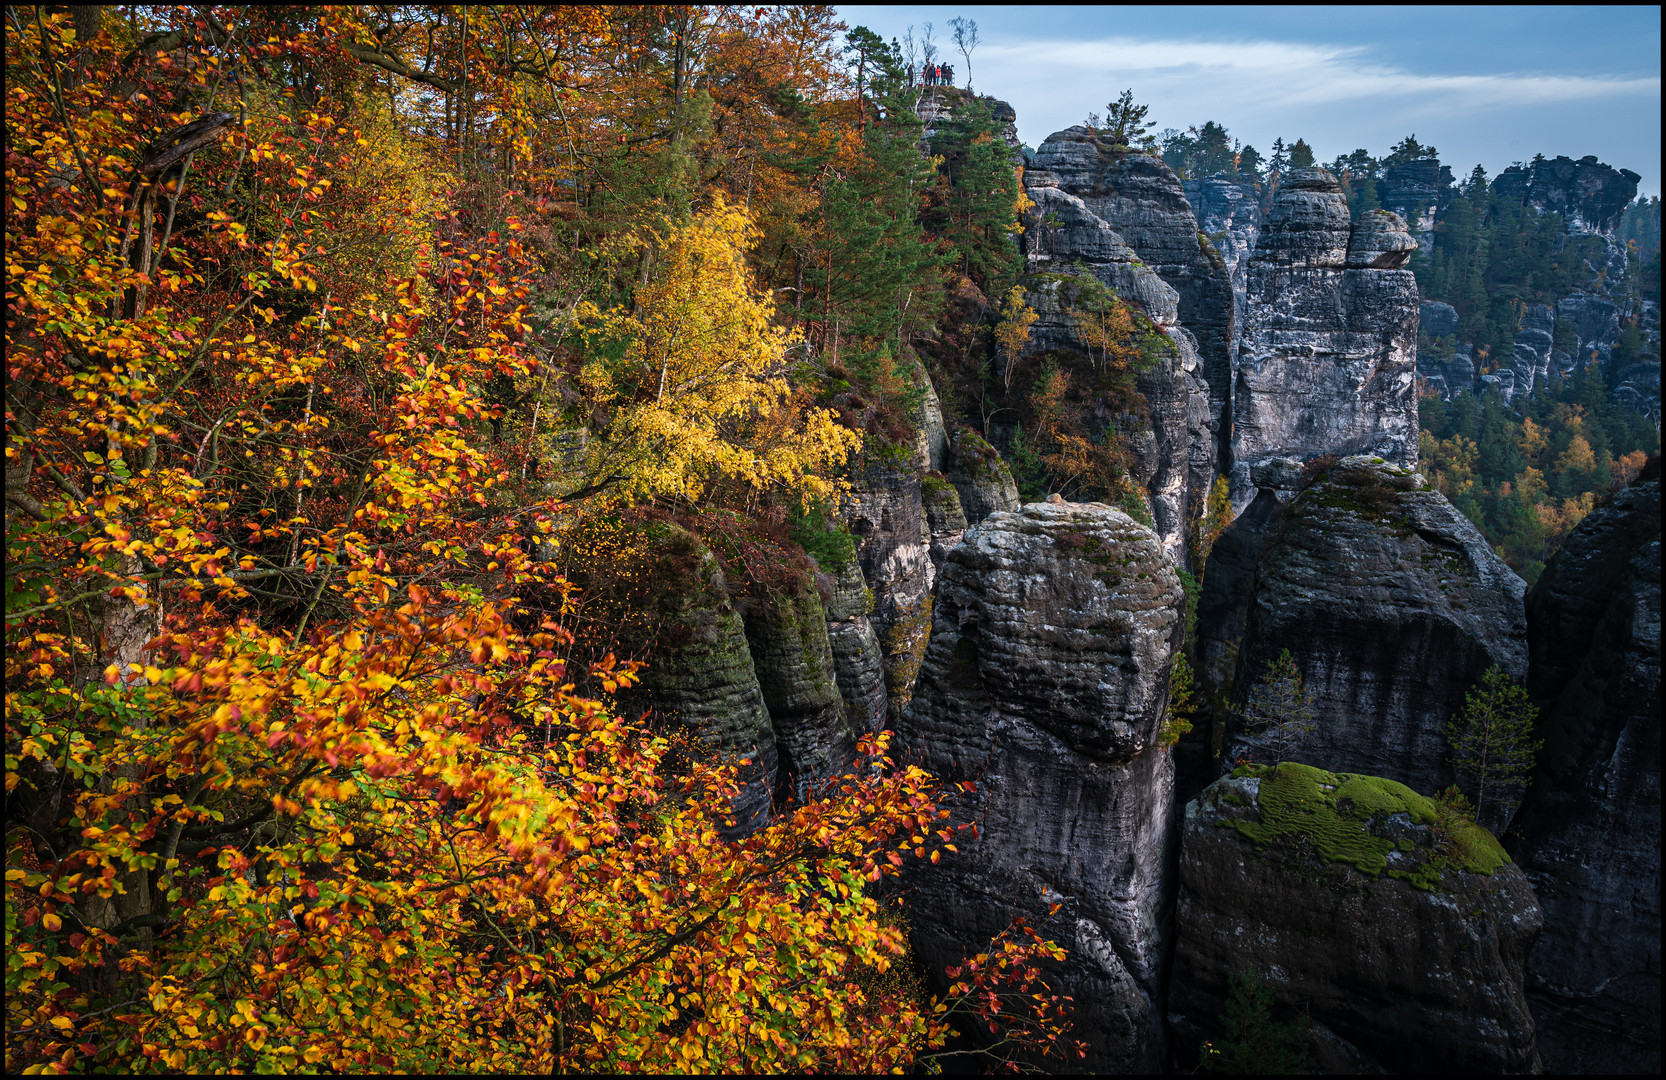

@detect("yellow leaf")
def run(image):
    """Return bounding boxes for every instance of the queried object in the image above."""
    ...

[49,1016,73,1030]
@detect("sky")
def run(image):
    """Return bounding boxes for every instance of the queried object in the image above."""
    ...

[836,5,1662,196]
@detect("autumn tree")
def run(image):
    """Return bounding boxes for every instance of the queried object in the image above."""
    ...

[1444,665,1542,829]
[567,197,860,505]
[994,285,1039,394]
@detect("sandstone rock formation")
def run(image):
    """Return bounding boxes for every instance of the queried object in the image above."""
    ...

[942,427,1020,526]
[1020,163,1217,565]
[1219,457,1530,829]
[742,579,855,800]
[841,464,936,720]
[1492,154,1642,235]
[823,558,887,736]
[1029,131,1234,461]
[1182,175,1263,348]
[1377,156,1454,255]
[1173,764,1543,1074]
[1231,170,1420,510]
[921,473,967,572]
[1509,472,1661,1074]
[609,525,778,832]
[915,85,1022,161]
[897,500,1183,1072]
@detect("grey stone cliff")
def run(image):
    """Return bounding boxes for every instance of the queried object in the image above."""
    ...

[1509,473,1661,1074]
[943,427,1020,527]
[614,527,778,833]
[1029,131,1235,464]
[897,500,1183,1072]
[841,464,936,720]
[1173,767,1543,1074]
[1232,171,1420,510]
[1220,457,1530,830]
[743,580,855,800]
[1492,154,1642,235]
[823,557,888,737]
[1020,166,1217,565]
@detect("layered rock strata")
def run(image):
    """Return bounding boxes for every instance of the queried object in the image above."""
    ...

[1020,170,1217,564]
[1509,473,1661,1074]
[1029,131,1234,463]
[943,427,1020,526]
[841,464,936,720]
[1492,154,1642,235]
[921,473,967,572]
[742,581,855,799]
[1220,457,1530,829]
[1231,171,1420,510]
[823,558,888,738]
[1377,156,1454,255]
[613,526,778,832]
[898,501,1182,1072]
[1173,764,1543,1074]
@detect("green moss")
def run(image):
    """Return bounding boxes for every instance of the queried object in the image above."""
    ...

[1224,763,1509,890]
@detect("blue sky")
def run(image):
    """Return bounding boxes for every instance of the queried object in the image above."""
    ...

[836,5,1662,196]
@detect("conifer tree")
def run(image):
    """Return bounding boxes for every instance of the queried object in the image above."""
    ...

[1444,665,1542,826]
[1199,970,1309,1074]
[1239,649,1317,778]
[1102,88,1158,151]
[929,97,1023,296]
[1287,138,1316,168]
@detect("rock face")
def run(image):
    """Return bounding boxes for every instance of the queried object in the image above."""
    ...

[943,427,1020,526]
[1492,154,1642,235]
[916,85,1022,161]
[823,558,888,737]
[1030,131,1235,463]
[1173,764,1543,1074]
[1231,170,1420,510]
[1221,457,1530,829]
[1509,474,1661,1074]
[1555,292,1620,374]
[1377,156,1454,255]
[615,526,778,833]
[1020,161,1218,564]
[898,501,1183,1072]
[920,473,967,571]
[841,464,936,720]
[743,580,855,799]
[1182,175,1263,346]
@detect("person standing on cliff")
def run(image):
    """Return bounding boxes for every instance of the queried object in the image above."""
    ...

[943,63,954,86]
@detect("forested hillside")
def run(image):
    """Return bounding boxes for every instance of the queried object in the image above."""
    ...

[3,7,1079,1073]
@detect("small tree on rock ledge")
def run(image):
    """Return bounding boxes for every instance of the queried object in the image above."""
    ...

[1444,665,1541,828]
[1240,649,1317,778]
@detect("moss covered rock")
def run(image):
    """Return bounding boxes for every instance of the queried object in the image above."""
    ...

[823,559,887,736]
[1172,763,1543,1074]
[944,427,1020,526]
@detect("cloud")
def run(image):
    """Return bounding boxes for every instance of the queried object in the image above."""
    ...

[984,36,1659,115]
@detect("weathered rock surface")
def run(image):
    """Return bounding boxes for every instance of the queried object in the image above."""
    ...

[1030,131,1234,461]
[841,464,935,720]
[1183,175,1263,347]
[612,526,778,832]
[823,557,887,737]
[1232,170,1420,510]
[1555,291,1620,374]
[1222,457,1530,829]
[1020,168,1218,564]
[921,473,967,572]
[911,366,951,473]
[1492,154,1642,235]
[916,85,1022,161]
[1377,156,1454,255]
[743,580,855,799]
[1173,765,1543,1074]
[1509,473,1661,1074]
[898,501,1182,1072]
[943,427,1020,526]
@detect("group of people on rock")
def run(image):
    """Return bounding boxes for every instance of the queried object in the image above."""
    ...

[916,61,954,86]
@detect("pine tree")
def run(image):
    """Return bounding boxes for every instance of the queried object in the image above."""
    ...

[1267,137,1288,175]
[1102,88,1157,151]
[929,97,1023,296]
[1444,666,1542,826]
[1239,649,1317,778]
[1287,138,1315,168]
[1199,970,1309,1074]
